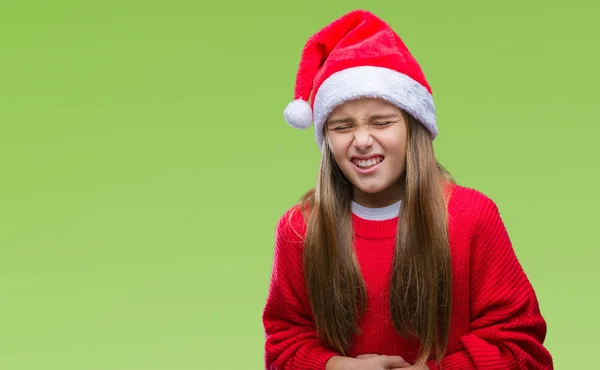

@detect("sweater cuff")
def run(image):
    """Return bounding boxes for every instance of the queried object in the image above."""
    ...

[427,333,513,370]
[427,352,474,370]
[294,345,339,370]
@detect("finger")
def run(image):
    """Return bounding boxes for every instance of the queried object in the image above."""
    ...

[356,354,379,359]
[381,355,412,368]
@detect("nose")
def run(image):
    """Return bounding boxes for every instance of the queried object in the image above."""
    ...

[353,126,373,149]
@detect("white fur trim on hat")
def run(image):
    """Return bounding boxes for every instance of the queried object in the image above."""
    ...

[312,66,437,151]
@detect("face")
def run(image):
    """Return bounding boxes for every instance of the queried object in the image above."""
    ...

[325,98,408,208]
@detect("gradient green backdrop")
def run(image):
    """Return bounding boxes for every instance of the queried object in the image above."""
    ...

[1,1,597,369]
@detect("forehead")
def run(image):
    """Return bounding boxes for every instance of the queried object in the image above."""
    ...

[328,98,401,118]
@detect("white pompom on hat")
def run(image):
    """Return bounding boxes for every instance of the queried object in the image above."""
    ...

[283,99,313,130]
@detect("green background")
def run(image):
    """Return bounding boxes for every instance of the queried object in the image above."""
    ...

[1,1,597,369]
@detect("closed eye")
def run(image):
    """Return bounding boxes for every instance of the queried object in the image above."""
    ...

[330,121,392,131]
[332,126,352,131]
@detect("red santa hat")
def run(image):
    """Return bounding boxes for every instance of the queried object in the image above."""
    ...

[283,9,437,151]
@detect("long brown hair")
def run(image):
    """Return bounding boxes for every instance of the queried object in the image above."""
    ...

[296,111,455,365]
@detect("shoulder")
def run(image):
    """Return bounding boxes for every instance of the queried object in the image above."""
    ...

[447,183,506,237]
[448,183,500,218]
[449,184,512,248]
[274,203,309,248]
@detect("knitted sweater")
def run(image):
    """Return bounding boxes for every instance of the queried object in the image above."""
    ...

[262,184,553,369]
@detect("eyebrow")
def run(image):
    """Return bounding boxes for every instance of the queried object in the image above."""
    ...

[326,114,400,125]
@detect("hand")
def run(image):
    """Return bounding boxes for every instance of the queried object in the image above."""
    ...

[356,354,430,369]
[403,365,429,370]
[355,353,411,369]
[326,354,411,370]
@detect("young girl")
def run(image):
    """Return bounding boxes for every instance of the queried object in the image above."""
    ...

[263,9,553,370]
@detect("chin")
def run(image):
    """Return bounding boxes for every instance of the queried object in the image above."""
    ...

[356,183,388,194]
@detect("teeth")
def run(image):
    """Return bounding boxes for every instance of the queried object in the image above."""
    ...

[355,157,382,168]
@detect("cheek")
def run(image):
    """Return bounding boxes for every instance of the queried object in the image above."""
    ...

[328,139,349,163]
[387,147,406,167]
[389,142,406,159]
[380,138,407,169]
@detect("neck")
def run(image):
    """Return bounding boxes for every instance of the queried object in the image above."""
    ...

[352,180,405,208]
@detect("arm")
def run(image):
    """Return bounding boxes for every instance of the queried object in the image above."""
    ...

[427,196,553,370]
[262,207,341,370]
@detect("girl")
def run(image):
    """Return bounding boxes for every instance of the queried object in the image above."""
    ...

[263,9,553,370]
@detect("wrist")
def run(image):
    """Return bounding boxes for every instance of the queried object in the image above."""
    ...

[325,356,356,370]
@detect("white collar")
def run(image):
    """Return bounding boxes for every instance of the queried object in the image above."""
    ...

[351,200,402,221]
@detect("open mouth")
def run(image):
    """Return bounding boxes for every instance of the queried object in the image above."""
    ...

[351,155,384,171]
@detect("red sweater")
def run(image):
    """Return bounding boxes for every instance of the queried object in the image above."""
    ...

[263,184,553,369]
